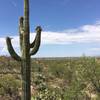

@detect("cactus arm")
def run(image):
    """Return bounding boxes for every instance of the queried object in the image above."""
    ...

[30,32,38,48]
[30,38,35,48]
[19,17,24,51]
[6,37,21,61]
[19,17,24,32]
[30,26,42,48]
[30,26,42,56]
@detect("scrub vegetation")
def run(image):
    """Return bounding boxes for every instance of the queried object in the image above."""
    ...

[0,56,100,100]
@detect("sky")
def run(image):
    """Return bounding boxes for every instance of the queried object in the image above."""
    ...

[0,0,100,57]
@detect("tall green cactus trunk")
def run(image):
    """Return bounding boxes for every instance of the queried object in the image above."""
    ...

[6,0,42,100]
[22,0,31,99]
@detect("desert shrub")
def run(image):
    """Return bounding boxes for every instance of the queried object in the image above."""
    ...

[0,74,21,96]
[0,56,100,99]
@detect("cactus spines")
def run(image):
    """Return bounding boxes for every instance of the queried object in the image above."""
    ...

[6,0,42,100]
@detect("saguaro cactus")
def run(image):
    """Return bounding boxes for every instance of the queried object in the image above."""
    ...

[6,0,42,100]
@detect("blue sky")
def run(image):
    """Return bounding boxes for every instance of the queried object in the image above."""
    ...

[0,0,100,57]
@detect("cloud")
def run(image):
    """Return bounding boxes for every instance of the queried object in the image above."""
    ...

[41,22,100,44]
[86,47,100,56]
[0,21,100,55]
[88,47,100,52]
